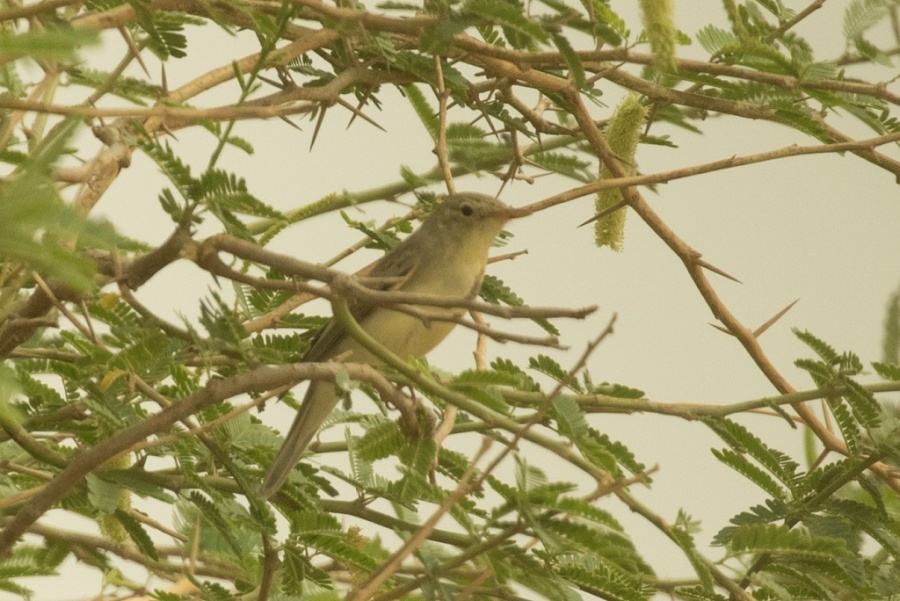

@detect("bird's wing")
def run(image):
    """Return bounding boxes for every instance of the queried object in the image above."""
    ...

[302,245,420,362]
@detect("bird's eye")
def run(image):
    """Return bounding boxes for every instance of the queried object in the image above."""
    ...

[460,203,474,217]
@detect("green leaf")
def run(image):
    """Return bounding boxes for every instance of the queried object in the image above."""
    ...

[842,378,881,430]
[529,150,594,183]
[393,52,468,103]
[420,16,478,53]
[578,428,644,476]
[797,60,838,83]
[490,357,541,392]
[340,211,403,251]
[831,401,862,454]
[199,291,251,346]
[130,7,193,60]
[795,357,834,387]
[840,97,900,136]
[113,509,160,560]
[189,577,238,601]
[554,560,649,601]
[714,500,791,545]
[872,361,900,380]
[696,24,738,55]
[704,417,799,489]
[356,419,404,461]
[402,83,439,139]
[673,586,728,601]
[454,368,524,387]
[529,354,580,392]
[98,471,177,504]
[550,32,585,87]
[545,519,648,573]
[552,394,588,439]
[712,447,787,499]
[671,514,715,592]
[587,381,645,398]
[399,164,433,187]
[282,543,331,591]
[0,545,59,598]
[200,169,283,220]
[794,329,840,364]
[0,118,115,292]
[843,0,893,41]
[67,66,160,104]
[397,432,436,478]
[589,0,627,46]
[86,474,121,514]
[14,369,63,408]
[187,491,243,558]
[486,472,517,504]
[507,557,582,601]
[138,136,196,201]
[728,523,852,559]
[761,563,846,601]
[463,0,550,50]
[455,381,510,414]
[296,532,380,573]
[481,274,560,336]
[754,0,793,19]
[0,29,99,62]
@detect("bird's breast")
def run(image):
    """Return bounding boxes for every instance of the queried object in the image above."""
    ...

[339,249,487,362]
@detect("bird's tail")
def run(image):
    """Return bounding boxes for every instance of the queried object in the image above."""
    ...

[258,383,338,499]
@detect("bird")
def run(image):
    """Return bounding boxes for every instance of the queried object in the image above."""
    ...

[258,192,529,499]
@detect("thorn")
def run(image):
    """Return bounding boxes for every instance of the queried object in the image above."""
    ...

[343,89,375,130]
[119,25,150,77]
[160,122,179,141]
[344,96,362,129]
[337,97,386,132]
[696,258,742,283]
[257,74,287,90]
[276,66,295,88]
[472,108,500,140]
[709,322,733,335]
[309,105,327,151]
[160,64,168,96]
[578,199,627,227]
[278,115,303,131]
[754,298,800,337]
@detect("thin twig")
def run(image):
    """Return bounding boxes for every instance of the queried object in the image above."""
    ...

[31,273,97,344]
[529,130,900,215]
[433,54,455,194]
[346,439,491,601]
[196,234,597,321]
[562,86,900,495]
[0,362,418,557]
[766,0,825,43]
